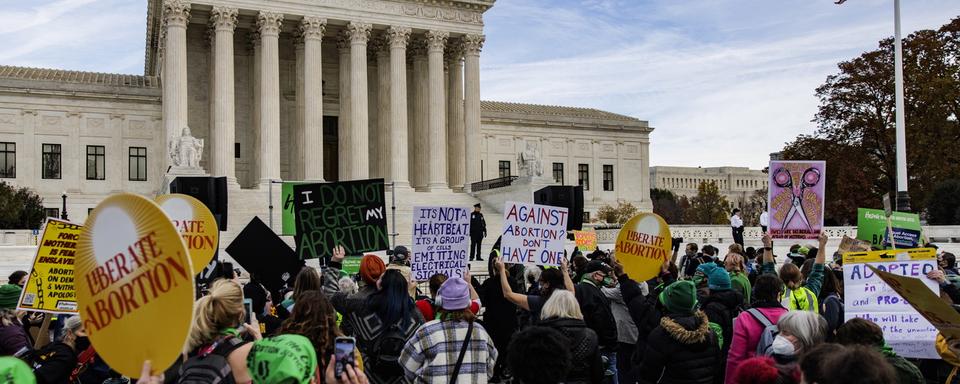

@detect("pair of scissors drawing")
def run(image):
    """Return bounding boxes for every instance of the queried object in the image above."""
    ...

[773,167,820,232]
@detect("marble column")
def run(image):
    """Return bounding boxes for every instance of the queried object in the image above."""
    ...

[257,11,283,184]
[161,0,190,169]
[374,37,391,180]
[347,22,372,180]
[446,40,465,191]
[462,34,484,189]
[301,17,326,181]
[210,6,237,184]
[337,32,351,180]
[293,35,305,180]
[410,39,428,190]
[387,27,411,188]
[425,30,448,191]
[249,33,261,185]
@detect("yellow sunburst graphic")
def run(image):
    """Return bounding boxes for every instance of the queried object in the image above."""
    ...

[76,193,195,377]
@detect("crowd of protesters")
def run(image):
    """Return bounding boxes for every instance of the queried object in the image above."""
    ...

[3,227,960,384]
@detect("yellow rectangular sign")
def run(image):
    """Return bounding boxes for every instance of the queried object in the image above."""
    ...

[842,247,936,265]
[17,218,81,313]
[574,230,597,252]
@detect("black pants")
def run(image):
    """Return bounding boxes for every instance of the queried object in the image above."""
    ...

[732,226,744,246]
[471,237,483,260]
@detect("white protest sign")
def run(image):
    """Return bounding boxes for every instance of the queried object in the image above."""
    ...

[411,206,471,281]
[500,201,568,266]
[843,249,939,359]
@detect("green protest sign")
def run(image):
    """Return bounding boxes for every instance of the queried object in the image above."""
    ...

[281,182,308,236]
[856,208,923,249]
[293,179,389,260]
[342,257,362,275]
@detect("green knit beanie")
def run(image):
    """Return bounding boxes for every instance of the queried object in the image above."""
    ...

[0,284,22,310]
[659,280,698,315]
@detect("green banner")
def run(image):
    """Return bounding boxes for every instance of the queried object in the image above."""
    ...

[342,256,362,275]
[856,208,923,249]
[281,182,307,236]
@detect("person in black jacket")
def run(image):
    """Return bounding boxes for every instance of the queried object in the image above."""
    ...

[620,259,676,382]
[638,280,720,384]
[576,260,618,381]
[478,255,520,382]
[469,203,487,261]
[694,263,742,384]
[540,290,604,384]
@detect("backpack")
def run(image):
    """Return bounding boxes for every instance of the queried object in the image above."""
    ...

[178,336,247,384]
[369,323,408,377]
[746,308,779,356]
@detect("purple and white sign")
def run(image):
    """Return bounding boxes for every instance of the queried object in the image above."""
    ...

[768,160,825,240]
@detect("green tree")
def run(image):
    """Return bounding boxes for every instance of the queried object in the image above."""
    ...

[650,188,685,224]
[596,200,639,224]
[927,179,960,224]
[781,16,960,221]
[738,188,768,227]
[684,181,730,225]
[0,181,45,229]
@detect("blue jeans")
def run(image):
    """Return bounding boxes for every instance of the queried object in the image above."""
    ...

[602,349,618,384]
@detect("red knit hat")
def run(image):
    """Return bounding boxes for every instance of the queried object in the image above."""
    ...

[359,254,386,285]
[733,357,787,384]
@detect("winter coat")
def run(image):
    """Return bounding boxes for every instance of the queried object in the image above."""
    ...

[637,311,720,384]
[724,304,788,384]
[621,272,671,371]
[540,317,604,384]
[477,276,519,351]
[0,320,28,356]
[575,280,618,348]
[602,286,639,345]
[700,289,743,352]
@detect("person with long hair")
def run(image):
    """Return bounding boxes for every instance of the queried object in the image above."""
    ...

[330,264,424,383]
[280,266,325,313]
[495,256,574,324]
[819,269,843,336]
[400,277,498,383]
[763,233,827,312]
[539,290,603,384]
[184,279,262,383]
[279,290,365,381]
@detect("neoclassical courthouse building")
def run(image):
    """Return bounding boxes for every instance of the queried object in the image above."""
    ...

[0,0,652,242]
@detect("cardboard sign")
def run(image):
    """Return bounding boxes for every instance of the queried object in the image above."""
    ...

[293,179,389,260]
[411,206,470,281]
[156,194,219,271]
[868,264,960,341]
[768,160,825,239]
[615,213,672,283]
[76,193,195,376]
[17,219,81,313]
[500,201,569,266]
[837,235,872,255]
[857,208,923,249]
[226,216,305,294]
[281,181,308,236]
[573,230,598,252]
[843,248,939,359]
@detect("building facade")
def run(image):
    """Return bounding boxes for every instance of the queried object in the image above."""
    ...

[650,166,767,209]
[0,0,653,242]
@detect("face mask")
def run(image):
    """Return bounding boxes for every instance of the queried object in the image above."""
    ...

[602,276,616,288]
[75,336,91,352]
[771,335,795,356]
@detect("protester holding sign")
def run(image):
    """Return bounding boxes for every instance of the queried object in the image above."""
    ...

[576,260,619,380]
[761,233,827,312]
[181,279,261,383]
[495,256,574,324]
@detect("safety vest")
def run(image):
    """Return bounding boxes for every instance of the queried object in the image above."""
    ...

[782,286,819,312]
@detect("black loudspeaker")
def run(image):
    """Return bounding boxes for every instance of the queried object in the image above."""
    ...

[169,176,228,231]
[534,185,584,231]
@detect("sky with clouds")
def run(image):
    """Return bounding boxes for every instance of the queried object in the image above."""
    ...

[2,0,959,169]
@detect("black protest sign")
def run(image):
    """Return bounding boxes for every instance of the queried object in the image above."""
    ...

[225,216,304,293]
[293,178,389,260]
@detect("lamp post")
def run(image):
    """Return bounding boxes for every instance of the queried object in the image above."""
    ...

[61,192,68,220]
[836,0,910,211]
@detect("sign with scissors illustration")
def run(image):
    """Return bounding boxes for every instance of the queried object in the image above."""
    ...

[768,160,825,239]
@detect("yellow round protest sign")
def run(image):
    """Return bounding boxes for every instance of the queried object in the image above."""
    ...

[156,193,219,271]
[615,213,673,282]
[76,193,195,377]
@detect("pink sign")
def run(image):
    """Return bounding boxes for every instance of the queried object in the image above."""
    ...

[768,160,825,240]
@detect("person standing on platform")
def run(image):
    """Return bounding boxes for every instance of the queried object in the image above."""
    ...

[470,203,487,262]
[730,209,744,247]
[759,208,769,234]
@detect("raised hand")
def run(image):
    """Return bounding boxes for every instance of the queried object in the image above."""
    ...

[332,245,346,263]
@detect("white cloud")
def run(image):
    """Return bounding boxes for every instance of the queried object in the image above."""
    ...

[480,0,960,169]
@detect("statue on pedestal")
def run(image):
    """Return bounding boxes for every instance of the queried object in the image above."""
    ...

[518,142,543,178]
[169,127,203,169]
